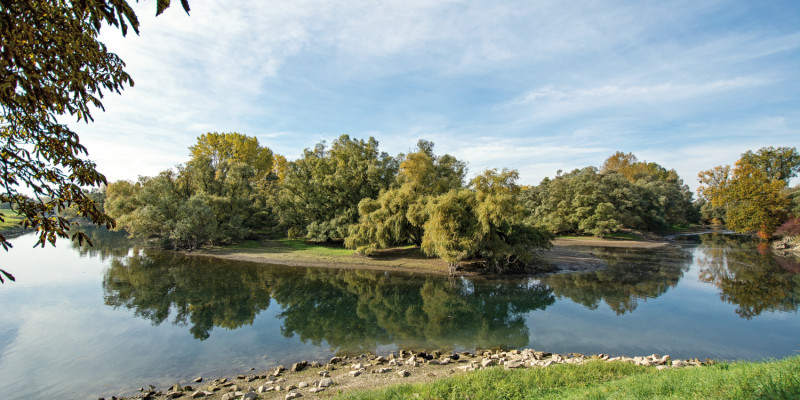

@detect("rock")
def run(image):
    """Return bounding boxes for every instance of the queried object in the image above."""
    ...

[310,361,321,368]
[505,360,524,369]
[287,385,298,391]
[672,360,684,368]
[298,382,309,388]
[285,393,302,400]
[329,356,342,364]
[171,384,182,392]
[349,370,362,377]
[242,392,258,400]
[309,388,326,393]
[291,361,307,372]
[190,391,205,398]
[256,385,269,393]
[220,394,234,400]
[193,377,203,383]
[397,370,410,377]
[318,370,330,377]
[375,356,386,363]
[318,377,333,388]
[372,367,392,373]
[351,363,364,369]
[481,358,496,368]
[237,375,246,380]
[388,359,398,366]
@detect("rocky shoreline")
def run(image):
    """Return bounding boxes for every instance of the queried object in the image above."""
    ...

[110,349,713,400]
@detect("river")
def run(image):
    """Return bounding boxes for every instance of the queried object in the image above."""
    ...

[0,228,798,399]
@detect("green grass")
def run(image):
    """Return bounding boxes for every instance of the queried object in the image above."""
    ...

[229,238,356,256]
[0,207,25,231]
[277,239,356,256]
[557,232,641,241]
[341,356,800,400]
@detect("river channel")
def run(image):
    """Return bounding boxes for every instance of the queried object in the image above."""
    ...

[0,228,798,399]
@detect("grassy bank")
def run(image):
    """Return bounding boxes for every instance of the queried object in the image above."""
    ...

[342,356,800,399]
[0,207,24,232]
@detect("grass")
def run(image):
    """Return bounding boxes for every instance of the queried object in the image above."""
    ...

[341,356,800,400]
[227,238,357,257]
[557,232,642,241]
[0,207,25,232]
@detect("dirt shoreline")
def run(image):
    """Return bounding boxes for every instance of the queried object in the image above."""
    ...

[115,348,708,400]
[189,237,668,277]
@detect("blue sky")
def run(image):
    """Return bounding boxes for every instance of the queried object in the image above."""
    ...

[77,0,800,191]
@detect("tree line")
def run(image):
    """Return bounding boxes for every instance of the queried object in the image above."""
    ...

[102,132,800,274]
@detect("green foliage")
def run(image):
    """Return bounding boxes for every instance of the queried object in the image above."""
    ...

[421,169,553,274]
[698,147,795,237]
[276,135,398,242]
[524,167,666,236]
[739,146,800,183]
[189,132,274,178]
[106,133,271,250]
[345,140,465,253]
[0,0,188,281]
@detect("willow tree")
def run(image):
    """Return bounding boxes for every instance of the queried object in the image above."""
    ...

[277,135,398,242]
[422,169,552,275]
[345,140,466,254]
[0,0,189,282]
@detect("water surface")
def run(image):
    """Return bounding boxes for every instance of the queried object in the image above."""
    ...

[0,229,798,399]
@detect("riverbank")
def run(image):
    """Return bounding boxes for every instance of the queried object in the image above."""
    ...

[114,348,716,400]
[191,237,668,276]
[113,349,800,400]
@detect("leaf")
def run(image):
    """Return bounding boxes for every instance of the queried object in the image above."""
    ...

[0,268,15,283]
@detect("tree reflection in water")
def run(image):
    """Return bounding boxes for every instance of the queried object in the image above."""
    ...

[695,233,800,319]
[539,245,692,315]
[103,248,554,352]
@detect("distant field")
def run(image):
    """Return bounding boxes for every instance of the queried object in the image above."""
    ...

[0,207,25,231]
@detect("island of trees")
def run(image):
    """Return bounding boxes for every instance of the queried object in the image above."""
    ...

[97,132,800,275]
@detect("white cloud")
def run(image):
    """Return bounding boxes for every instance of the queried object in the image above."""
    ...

[512,77,769,121]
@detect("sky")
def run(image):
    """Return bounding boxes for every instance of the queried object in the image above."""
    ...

[75,0,800,192]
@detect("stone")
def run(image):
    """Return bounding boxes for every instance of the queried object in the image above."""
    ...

[275,386,284,392]
[193,377,203,383]
[388,359,398,366]
[375,356,386,363]
[329,356,342,364]
[246,386,255,392]
[309,388,326,393]
[481,358,496,368]
[397,370,410,377]
[372,367,392,373]
[351,363,364,369]
[242,393,258,400]
[298,382,309,388]
[318,370,330,377]
[505,360,524,369]
[220,394,234,400]
[309,361,321,368]
[190,391,206,398]
[237,375,246,380]
[256,385,269,393]
[291,361,307,372]
[440,358,452,365]
[285,393,302,400]
[172,384,183,392]
[287,385,298,391]
[318,377,333,388]
[349,370,362,377]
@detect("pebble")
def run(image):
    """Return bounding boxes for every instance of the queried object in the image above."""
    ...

[285,392,302,399]
[192,377,203,383]
[318,377,333,388]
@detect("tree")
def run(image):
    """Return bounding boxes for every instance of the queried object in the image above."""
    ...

[698,147,796,238]
[738,147,800,183]
[421,169,552,274]
[106,133,272,250]
[345,140,466,254]
[0,0,189,283]
[189,132,274,178]
[277,135,398,242]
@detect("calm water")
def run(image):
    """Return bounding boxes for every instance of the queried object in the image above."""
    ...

[1,229,799,399]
